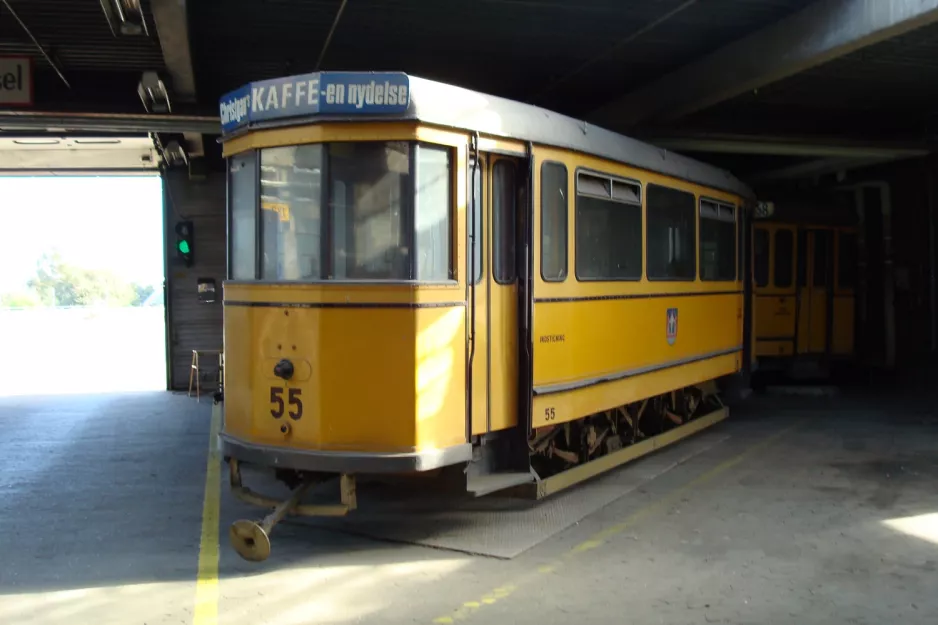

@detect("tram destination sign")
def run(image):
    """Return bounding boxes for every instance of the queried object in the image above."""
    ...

[219,71,411,134]
[0,56,33,106]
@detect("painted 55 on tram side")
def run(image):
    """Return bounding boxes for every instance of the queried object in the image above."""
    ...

[216,70,756,561]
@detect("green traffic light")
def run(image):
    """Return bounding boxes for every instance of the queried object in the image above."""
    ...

[178,240,190,254]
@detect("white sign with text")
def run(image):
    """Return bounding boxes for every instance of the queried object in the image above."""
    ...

[0,57,32,105]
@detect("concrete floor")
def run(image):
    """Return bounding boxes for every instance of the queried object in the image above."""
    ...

[2,388,938,624]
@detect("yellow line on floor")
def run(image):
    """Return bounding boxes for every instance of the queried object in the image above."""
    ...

[430,419,803,624]
[194,401,222,625]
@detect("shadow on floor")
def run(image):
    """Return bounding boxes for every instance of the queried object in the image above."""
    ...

[2,384,937,601]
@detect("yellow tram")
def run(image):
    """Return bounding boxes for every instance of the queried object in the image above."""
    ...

[753,217,857,375]
[216,71,755,560]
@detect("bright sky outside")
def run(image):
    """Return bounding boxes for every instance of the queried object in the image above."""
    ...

[0,176,165,294]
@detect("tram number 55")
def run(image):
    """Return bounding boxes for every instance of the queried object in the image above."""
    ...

[270,387,303,420]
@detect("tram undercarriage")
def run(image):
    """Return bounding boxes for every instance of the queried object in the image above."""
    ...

[529,382,725,479]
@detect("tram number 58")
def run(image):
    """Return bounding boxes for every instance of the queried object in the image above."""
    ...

[270,386,303,420]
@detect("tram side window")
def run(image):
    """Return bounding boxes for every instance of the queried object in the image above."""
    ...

[414,145,452,281]
[698,199,736,281]
[797,230,808,287]
[813,230,830,287]
[838,231,857,289]
[753,227,769,288]
[575,172,642,280]
[541,162,568,281]
[646,184,696,280]
[260,144,323,281]
[493,160,517,283]
[229,151,257,280]
[774,229,794,288]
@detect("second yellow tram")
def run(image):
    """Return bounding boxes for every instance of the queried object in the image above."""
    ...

[753,218,857,374]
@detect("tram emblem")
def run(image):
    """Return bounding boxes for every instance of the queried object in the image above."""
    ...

[666,308,678,346]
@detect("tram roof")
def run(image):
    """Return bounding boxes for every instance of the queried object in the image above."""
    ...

[218,71,755,201]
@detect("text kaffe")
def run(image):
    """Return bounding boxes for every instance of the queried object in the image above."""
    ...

[251,78,408,112]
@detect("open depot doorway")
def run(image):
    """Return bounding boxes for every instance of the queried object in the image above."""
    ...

[0,171,166,396]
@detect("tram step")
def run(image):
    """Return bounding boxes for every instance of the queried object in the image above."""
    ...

[467,471,535,497]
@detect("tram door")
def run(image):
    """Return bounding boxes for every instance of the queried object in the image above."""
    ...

[796,229,834,354]
[753,225,797,357]
[468,155,523,435]
[832,230,857,356]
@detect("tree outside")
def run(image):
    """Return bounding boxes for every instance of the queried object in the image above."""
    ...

[0,251,158,308]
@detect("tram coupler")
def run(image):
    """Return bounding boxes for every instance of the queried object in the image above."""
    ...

[227,459,357,562]
[230,480,312,562]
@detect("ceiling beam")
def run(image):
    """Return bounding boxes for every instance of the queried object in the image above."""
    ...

[150,0,204,154]
[590,0,938,129]
[0,110,219,134]
[149,0,197,100]
[0,136,161,171]
[643,133,931,159]
[747,156,890,184]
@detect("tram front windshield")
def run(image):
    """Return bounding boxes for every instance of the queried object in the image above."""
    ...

[229,140,452,283]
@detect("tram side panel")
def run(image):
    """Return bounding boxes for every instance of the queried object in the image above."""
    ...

[530,148,745,431]
[532,295,742,427]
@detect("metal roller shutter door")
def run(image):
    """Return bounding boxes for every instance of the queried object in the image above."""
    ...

[163,169,226,391]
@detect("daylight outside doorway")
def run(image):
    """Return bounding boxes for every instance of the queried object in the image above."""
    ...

[0,175,166,396]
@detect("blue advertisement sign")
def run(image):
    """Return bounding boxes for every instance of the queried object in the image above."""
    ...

[218,71,411,134]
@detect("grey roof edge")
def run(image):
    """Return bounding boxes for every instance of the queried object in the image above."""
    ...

[220,73,755,201]
[406,76,754,201]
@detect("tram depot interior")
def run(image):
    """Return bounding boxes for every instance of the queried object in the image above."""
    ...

[3,1,938,624]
